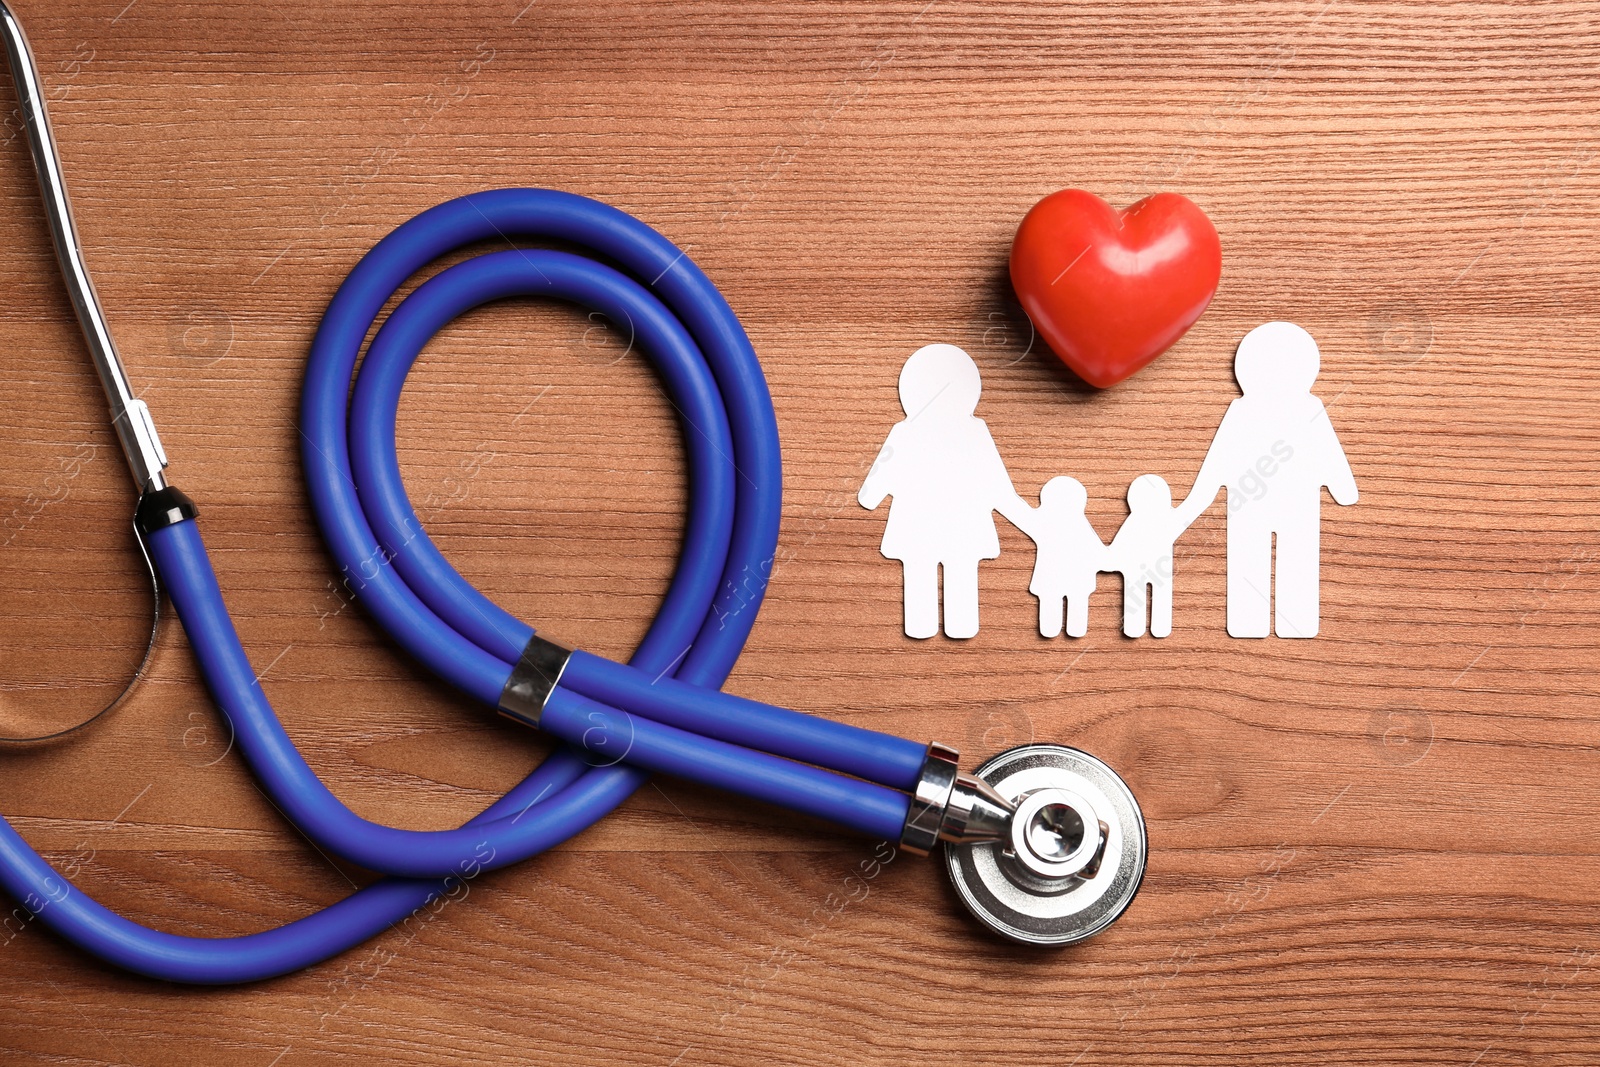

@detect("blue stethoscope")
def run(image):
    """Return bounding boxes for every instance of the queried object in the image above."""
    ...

[0,2,1146,983]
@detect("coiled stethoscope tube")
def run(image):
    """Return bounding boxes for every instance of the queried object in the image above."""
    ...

[0,1,1148,983]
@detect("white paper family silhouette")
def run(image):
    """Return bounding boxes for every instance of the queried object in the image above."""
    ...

[858,322,1358,641]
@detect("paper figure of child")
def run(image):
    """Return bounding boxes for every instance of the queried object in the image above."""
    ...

[859,344,1033,639]
[1019,476,1108,638]
[1107,474,1193,638]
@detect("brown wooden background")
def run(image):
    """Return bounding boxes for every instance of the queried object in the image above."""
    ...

[0,0,1597,1063]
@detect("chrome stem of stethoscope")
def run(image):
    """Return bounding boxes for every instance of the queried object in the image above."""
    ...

[899,742,1016,854]
[0,1,168,494]
[0,1,164,745]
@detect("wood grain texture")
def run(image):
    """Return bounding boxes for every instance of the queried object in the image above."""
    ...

[0,0,1597,1063]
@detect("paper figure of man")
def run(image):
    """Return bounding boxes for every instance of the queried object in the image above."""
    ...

[1173,322,1359,637]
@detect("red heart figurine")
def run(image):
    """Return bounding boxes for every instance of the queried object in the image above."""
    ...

[1010,189,1221,388]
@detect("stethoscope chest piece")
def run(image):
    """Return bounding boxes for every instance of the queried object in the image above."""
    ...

[945,744,1147,946]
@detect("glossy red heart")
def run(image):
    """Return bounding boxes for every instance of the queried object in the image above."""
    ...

[1010,189,1221,388]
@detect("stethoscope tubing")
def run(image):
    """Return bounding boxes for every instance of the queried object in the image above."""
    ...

[0,188,927,984]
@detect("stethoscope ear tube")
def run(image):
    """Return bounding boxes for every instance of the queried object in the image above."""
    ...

[0,0,169,493]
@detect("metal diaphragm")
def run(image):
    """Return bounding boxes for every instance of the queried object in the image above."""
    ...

[944,744,1147,946]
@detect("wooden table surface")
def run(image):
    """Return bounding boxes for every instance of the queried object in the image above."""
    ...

[1,1,1597,1063]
